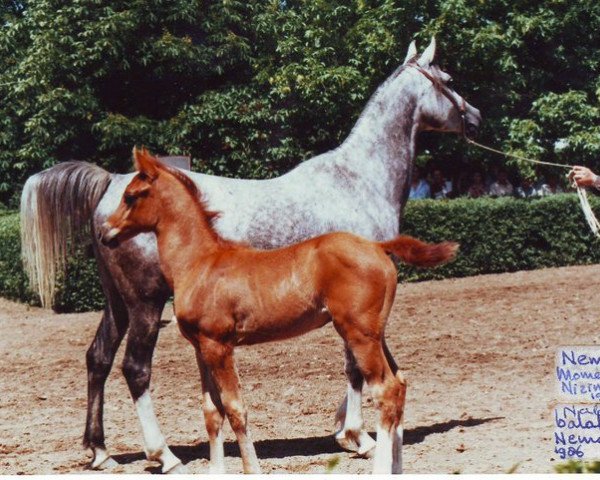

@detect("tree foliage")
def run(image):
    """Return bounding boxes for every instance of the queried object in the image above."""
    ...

[0,0,599,205]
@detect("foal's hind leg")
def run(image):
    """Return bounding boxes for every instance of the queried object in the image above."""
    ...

[383,338,407,472]
[341,334,406,474]
[329,274,404,473]
[334,346,376,456]
[122,306,186,474]
[199,335,261,474]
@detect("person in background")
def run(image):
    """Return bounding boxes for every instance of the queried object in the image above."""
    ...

[537,173,564,196]
[488,169,514,197]
[485,164,500,189]
[430,168,452,199]
[515,175,538,198]
[408,166,431,200]
[467,171,487,198]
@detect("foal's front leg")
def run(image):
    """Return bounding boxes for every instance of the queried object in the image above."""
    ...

[335,344,376,456]
[195,349,226,474]
[199,335,261,474]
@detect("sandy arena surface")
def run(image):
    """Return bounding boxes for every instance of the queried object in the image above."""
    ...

[2,264,600,474]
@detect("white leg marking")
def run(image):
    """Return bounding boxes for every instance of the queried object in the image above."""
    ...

[134,390,185,473]
[335,384,376,456]
[203,388,225,474]
[343,384,364,432]
[393,423,403,474]
[90,447,118,470]
[208,430,226,474]
[372,422,394,474]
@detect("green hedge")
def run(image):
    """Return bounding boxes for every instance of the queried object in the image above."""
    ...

[398,194,600,281]
[3,193,600,312]
[0,212,38,305]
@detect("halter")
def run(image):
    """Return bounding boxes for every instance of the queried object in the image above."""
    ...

[403,64,600,239]
[406,63,468,138]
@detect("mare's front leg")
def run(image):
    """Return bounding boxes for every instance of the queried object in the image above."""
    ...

[335,344,377,456]
[199,335,261,474]
[122,306,186,474]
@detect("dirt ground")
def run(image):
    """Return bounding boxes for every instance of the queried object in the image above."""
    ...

[2,264,600,474]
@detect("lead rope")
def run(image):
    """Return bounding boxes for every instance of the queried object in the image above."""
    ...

[406,64,600,238]
[465,137,600,239]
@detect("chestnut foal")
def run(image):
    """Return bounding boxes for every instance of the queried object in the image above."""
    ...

[101,148,458,474]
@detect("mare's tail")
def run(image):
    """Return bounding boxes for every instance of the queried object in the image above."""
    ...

[379,235,459,268]
[20,161,111,308]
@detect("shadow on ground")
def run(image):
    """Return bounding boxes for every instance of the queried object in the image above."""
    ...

[111,415,503,471]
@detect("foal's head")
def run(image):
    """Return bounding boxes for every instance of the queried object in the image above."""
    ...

[100,147,210,247]
[397,38,481,137]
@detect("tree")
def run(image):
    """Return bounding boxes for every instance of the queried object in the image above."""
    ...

[423,0,600,177]
[0,0,599,205]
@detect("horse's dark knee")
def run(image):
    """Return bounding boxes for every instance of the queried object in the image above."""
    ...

[86,343,113,379]
[344,348,364,389]
[122,355,151,400]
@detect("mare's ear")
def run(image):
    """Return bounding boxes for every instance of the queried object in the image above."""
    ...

[403,40,418,65]
[417,37,436,67]
[133,146,159,179]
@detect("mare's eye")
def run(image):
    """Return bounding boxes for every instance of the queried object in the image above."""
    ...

[138,172,148,181]
[446,77,454,85]
[124,194,136,207]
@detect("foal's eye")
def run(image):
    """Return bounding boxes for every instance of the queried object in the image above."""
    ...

[124,194,136,207]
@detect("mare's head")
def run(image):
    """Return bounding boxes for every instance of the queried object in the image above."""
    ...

[100,147,208,247]
[398,38,481,137]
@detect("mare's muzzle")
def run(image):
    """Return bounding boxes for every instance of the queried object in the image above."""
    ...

[464,105,482,138]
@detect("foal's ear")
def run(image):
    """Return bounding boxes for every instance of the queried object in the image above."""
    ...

[403,40,418,65]
[133,146,159,179]
[417,36,436,67]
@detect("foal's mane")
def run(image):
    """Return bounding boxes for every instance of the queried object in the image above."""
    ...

[153,160,226,240]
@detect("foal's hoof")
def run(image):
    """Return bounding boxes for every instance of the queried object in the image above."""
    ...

[165,462,188,474]
[335,430,376,458]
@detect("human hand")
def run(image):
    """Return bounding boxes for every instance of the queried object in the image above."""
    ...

[569,166,598,187]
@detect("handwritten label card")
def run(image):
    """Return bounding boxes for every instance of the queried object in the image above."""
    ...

[556,346,600,402]
[554,404,600,460]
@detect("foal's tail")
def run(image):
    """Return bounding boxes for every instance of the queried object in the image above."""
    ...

[20,161,111,308]
[379,235,459,268]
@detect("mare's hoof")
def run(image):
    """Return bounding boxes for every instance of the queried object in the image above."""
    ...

[90,455,119,470]
[165,462,188,474]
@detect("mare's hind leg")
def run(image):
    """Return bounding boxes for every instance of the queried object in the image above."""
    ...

[198,335,261,474]
[122,305,186,474]
[334,346,376,456]
[83,251,130,470]
[84,299,128,470]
